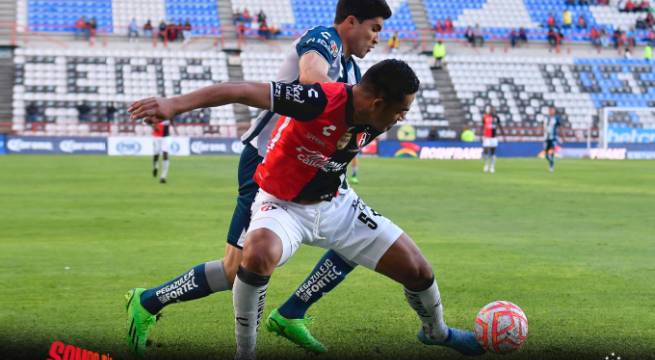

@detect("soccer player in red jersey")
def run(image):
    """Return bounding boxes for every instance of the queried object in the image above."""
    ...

[151,119,175,183]
[480,106,504,173]
[130,59,485,359]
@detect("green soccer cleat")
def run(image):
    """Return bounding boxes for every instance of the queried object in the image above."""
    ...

[349,176,359,185]
[265,308,327,354]
[125,288,157,355]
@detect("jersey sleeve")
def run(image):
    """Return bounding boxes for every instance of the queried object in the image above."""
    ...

[296,28,338,66]
[270,82,329,121]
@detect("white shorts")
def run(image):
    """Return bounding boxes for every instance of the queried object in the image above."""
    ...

[242,188,404,270]
[482,137,498,148]
[153,137,171,154]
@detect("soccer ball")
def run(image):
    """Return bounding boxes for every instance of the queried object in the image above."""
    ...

[474,301,528,354]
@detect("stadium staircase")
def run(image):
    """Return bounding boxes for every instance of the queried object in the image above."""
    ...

[407,0,431,43]
[216,0,237,42]
[0,0,16,46]
[225,51,251,127]
[432,65,466,131]
[0,53,14,133]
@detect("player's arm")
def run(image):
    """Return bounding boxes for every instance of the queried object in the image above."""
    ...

[129,82,272,124]
[298,52,332,84]
[129,81,327,123]
[496,116,505,140]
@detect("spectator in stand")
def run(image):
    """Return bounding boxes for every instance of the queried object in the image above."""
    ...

[257,9,267,25]
[647,28,655,45]
[562,9,572,29]
[566,0,575,5]
[644,43,653,61]
[444,17,454,32]
[577,15,587,29]
[243,8,252,23]
[26,102,39,122]
[434,20,443,33]
[590,27,602,50]
[432,39,446,68]
[473,24,484,47]
[76,102,91,122]
[183,19,192,43]
[519,27,528,44]
[646,11,654,26]
[166,21,178,42]
[106,103,117,122]
[237,21,246,36]
[143,19,153,38]
[74,16,87,40]
[128,18,139,42]
[388,32,400,53]
[464,26,474,45]
[158,20,167,42]
[624,0,636,12]
[547,27,563,50]
[640,0,650,11]
[509,28,519,47]
[87,17,97,41]
[547,13,556,28]
[233,8,243,24]
[600,28,610,47]
[258,20,270,39]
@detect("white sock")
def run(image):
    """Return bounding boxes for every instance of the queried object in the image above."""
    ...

[233,268,269,360]
[491,155,496,168]
[404,280,449,341]
[161,159,170,179]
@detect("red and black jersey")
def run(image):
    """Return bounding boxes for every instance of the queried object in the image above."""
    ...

[482,113,501,138]
[255,82,380,202]
[152,120,171,137]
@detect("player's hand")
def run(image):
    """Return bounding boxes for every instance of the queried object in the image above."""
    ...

[128,97,176,124]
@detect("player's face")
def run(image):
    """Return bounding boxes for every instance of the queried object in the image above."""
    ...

[369,93,416,132]
[347,16,383,58]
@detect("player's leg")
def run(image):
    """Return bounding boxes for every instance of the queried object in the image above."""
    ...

[126,144,262,353]
[233,194,305,360]
[349,156,359,184]
[329,192,483,356]
[152,138,161,178]
[266,248,355,353]
[483,146,490,172]
[374,234,485,356]
[489,146,497,173]
[159,138,170,183]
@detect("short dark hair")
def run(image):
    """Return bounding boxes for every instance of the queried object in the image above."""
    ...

[334,0,392,24]
[360,59,420,103]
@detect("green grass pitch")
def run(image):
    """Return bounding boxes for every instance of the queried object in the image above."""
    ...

[0,156,653,360]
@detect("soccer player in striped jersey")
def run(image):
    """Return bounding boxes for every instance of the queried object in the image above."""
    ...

[544,106,562,172]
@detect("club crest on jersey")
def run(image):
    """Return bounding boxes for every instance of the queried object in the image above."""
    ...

[336,132,352,149]
[357,132,371,148]
[330,40,339,58]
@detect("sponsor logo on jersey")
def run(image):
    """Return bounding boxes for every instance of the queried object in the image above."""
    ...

[260,203,278,212]
[306,132,327,147]
[323,125,337,137]
[296,146,347,172]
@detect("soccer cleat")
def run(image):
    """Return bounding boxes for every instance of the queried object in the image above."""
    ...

[349,176,359,185]
[125,288,158,355]
[153,168,157,178]
[265,308,327,354]
[490,167,495,174]
[418,327,486,356]
[159,178,166,184]
[483,165,489,173]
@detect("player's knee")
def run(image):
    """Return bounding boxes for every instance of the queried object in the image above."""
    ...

[162,152,169,160]
[241,229,282,275]
[404,257,434,290]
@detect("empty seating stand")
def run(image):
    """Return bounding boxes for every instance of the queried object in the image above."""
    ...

[13,47,234,137]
